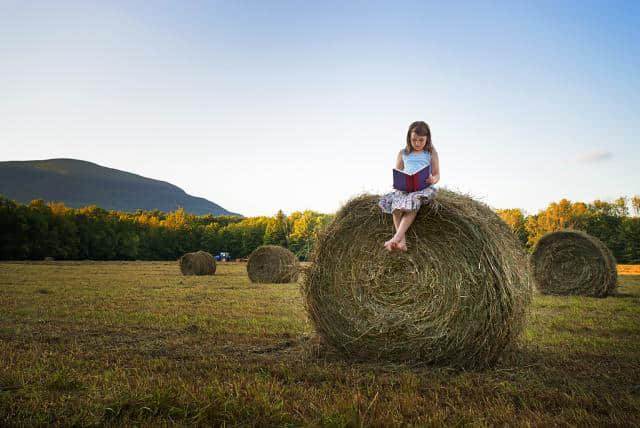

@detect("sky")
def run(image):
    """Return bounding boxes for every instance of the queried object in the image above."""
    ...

[1,0,638,217]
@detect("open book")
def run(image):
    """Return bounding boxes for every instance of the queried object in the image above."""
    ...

[393,164,431,192]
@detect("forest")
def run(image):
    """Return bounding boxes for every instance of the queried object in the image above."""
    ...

[1,195,639,263]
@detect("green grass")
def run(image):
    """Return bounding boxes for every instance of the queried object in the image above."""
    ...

[1,261,639,426]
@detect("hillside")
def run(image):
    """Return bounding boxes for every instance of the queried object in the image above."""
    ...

[0,158,240,216]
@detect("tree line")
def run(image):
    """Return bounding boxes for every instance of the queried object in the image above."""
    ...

[1,194,639,263]
[0,196,332,261]
[496,196,640,264]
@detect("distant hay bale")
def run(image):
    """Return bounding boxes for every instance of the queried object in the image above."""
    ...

[179,250,216,276]
[247,245,299,283]
[44,256,54,262]
[301,191,533,369]
[530,230,617,297]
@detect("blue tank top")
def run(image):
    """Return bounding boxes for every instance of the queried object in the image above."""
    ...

[402,150,431,174]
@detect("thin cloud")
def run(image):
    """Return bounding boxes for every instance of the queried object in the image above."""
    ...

[576,151,613,163]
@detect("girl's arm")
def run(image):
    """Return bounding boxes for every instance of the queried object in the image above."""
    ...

[395,150,404,170]
[427,148,440,184]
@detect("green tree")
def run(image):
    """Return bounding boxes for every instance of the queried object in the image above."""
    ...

[621,217,640,263]
[495,208,528,246]
[200,223,221,255]
[524,199,588,247]
[25,199,53,259]
[264,210,290,248]
[613,197,629,217]
[0,196,28,259]
[631,195,640,216]
[590,200,614,216]
[288,210,331,260]
[48,202,80,259]
[582,211,624,263]
[220,217,269,258]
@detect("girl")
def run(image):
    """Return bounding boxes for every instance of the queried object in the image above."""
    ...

[379,121,440,251]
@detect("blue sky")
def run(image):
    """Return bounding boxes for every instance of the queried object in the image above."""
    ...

[1,1,638,216]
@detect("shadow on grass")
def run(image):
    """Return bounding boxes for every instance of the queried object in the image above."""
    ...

[609,292,638,299]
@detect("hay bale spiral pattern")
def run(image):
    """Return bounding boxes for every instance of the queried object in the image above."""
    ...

[301,191,532,368]
[247,245,298,284]
[179,250,216,276]
[530,230,617,297]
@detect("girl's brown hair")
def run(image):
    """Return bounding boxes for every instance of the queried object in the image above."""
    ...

[405,121,433,154]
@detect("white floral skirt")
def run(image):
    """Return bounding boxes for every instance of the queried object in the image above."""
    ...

[378,187,437,214]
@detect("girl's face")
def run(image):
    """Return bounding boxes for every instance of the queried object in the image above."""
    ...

[410,131,427,151]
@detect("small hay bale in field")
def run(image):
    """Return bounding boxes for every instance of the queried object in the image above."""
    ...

[247,245,299,283]
[530,230,617,297]
[301,191,533,369]
[179,250,216,276]
[44,256,54,262]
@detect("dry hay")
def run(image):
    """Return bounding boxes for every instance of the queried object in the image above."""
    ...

[617,264,640,275]
[247,245,299,283]
[179,250,216,276]
[530,230,617,297]
[301,191,532,368]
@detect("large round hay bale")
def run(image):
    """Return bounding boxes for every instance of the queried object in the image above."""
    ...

[530,230,617,297]
[301,191,532,368]
[247,245,298,283]
[179,250,216,276]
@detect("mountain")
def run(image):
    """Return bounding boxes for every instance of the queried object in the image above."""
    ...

[0,158,240,216]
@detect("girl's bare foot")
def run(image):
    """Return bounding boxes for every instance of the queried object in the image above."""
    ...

[383,239,396,251]
[387,233,407,252]
[396,237,408,251]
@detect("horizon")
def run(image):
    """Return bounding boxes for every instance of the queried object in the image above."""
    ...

[1,156,638,218]
[2,1,638,217]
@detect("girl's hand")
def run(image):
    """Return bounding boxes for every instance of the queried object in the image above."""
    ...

[427,174,440,185]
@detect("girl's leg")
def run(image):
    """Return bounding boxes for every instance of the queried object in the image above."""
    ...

[384,210,404,251]
[392,210,402,231]
[391,211,417,251]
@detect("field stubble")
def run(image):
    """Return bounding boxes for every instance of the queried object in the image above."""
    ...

[0,261,639,426]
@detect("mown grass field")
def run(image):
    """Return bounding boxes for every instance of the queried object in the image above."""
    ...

[1,261,639,427]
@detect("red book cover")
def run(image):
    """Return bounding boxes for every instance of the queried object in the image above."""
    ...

[392,165,431,192]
